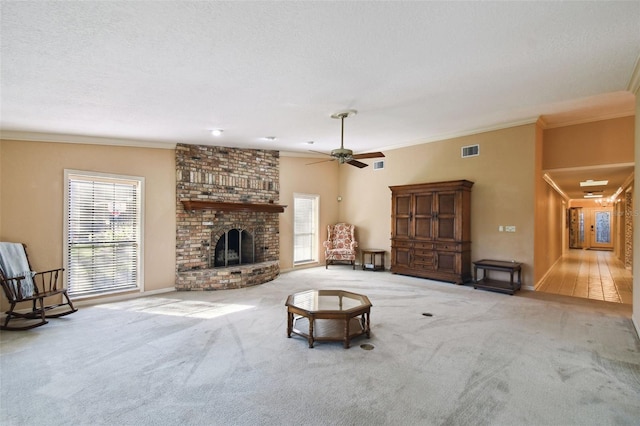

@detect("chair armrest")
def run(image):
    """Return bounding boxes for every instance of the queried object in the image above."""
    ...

[350,241,358,249]
[1,275,29,301]
[322,241,332,249]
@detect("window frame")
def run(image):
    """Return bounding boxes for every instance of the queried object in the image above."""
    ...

[63,169,145,299]
[293,193,320,265]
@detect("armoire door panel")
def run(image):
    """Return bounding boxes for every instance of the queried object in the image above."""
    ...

[395,195,411,215]
[435,191,458,240]
[437,192,456,215]
[436,252,457,273]
[415,217,433,239]
[414,194,433,216]
[437,217,456,240]
[393,194,412,238]
[394,248,410,268]
[396,219,410,238]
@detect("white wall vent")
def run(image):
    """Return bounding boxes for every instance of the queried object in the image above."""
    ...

[373,160,385,170]
[461,144,479,158]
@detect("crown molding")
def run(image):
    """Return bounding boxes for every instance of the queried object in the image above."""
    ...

[536,116,548,128]
[0,130,177,149]
[539,110,636,129]
[544,162,635,174]
[542,173,570,203]
[627,53,640,95]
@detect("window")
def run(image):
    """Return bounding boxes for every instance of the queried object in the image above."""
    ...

[293,193,319,264]
[64,170,144,298]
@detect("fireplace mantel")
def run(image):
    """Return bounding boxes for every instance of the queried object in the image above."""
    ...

[181,199,286,213]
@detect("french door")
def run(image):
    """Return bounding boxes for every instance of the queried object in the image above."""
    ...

[590,209,613,250]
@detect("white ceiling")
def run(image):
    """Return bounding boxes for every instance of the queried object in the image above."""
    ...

[1,1,639,198]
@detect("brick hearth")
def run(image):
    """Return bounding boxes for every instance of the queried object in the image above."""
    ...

[175,144,281,290]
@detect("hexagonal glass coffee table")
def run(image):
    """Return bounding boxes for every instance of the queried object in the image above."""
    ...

[285,289,371,348]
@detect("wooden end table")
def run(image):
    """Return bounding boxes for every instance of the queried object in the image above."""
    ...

[473,259,522,295]
[361,249,385,271]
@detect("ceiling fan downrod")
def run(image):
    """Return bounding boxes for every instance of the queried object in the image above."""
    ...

[330,109,357,161]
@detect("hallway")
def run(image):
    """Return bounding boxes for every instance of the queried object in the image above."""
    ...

[536,249,633,304]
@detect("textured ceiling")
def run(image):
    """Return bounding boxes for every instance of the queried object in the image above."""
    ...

[1,1,639,199]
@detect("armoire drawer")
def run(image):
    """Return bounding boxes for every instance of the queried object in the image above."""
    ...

[413,254,435,268]
[435,242,460,252]
[413,242,434,250]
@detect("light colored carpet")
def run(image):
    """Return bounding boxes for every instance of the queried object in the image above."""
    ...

[1,267,639,425]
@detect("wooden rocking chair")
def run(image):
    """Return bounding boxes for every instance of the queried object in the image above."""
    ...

[0,242,77,330]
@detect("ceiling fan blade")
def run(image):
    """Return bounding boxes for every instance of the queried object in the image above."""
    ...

[352,152,385,159]
[347,159,368,168]
[306,158,336,166]
[308,150,332,157]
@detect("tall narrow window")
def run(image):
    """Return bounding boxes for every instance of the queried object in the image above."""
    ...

[293,193,319,264]
[65,170,144,298]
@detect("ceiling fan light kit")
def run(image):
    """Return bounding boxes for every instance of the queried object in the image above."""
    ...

[308,109,385,168]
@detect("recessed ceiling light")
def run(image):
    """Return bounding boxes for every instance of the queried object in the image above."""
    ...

[306,141,314,145]
[584,194,603,199]
[264,136,277,141]
[211,129,224,137]
[580,179,608,187]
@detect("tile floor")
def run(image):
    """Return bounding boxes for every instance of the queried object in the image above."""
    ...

[536,249,633,304]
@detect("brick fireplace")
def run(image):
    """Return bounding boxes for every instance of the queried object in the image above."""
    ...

[175,144,284,290]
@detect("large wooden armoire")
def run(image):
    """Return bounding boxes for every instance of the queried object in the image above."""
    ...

[390,180,473,284]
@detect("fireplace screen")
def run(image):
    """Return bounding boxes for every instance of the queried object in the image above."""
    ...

[213,229,255,267]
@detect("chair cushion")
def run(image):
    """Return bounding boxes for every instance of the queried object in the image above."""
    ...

[326,249,356,260]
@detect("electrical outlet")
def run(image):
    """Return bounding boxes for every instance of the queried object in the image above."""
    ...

[505,226,516,232]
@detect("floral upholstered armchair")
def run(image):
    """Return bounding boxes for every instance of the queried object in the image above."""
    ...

[323,223,358,269]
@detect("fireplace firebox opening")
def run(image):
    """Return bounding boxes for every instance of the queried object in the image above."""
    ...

[213,229,255,268]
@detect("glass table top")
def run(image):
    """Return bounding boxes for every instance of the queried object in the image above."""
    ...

[286,289,371,312]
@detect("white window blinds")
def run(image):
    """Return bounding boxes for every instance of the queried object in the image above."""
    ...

[293,194,319,264]
[66,172,143,298]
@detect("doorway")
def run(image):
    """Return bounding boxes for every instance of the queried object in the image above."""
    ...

[590,209,613,250]
[568,206,615,251]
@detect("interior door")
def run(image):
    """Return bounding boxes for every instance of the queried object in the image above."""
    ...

[568,207,584,249]
[590,209,613,250]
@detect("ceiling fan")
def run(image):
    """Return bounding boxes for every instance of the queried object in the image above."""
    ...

[309,109,385,168]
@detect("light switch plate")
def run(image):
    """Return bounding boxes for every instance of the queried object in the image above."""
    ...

[505,225,516,232]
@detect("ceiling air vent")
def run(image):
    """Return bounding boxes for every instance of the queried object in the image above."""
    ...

[373,160,385,170]
[461,144,479,158]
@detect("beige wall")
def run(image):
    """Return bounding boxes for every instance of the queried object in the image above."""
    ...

[278,156,340,271]
[534,121,566,284]
[543,116,634,169]
[0,139,176,310]
[338,124,536,287]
